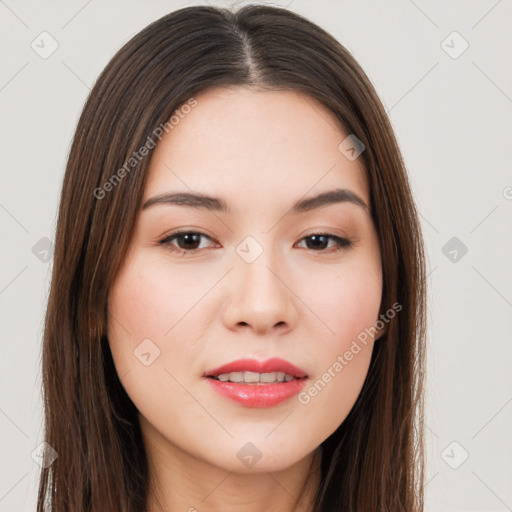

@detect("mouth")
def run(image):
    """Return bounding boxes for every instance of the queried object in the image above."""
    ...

[202,358,309,407]
[203,357,308,381]
[207,371,306,384]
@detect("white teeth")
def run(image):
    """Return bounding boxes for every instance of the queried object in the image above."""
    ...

[244,371,260,383]
[213,371,298,383]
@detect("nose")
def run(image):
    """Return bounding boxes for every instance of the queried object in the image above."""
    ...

[221,250,298,336]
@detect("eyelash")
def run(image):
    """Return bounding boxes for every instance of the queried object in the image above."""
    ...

[158,230,352,256]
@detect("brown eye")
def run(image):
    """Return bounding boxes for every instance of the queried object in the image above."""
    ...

[296,234,352,253]
[159,231,215,255]
[171,233,202,250]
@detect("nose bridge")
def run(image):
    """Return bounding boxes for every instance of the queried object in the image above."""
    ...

[241,251,282,301]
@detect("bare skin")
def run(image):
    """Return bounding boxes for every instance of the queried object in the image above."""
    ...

[108,86,384,512]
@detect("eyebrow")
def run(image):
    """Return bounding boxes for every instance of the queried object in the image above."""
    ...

[141,188,369,214]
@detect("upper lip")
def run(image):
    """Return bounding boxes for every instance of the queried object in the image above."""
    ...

[203,357,308,378]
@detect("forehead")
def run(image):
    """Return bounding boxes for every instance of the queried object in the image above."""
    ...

[143,86,368,212]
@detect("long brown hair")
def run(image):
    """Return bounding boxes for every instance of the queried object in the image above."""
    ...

[38,4,427,511]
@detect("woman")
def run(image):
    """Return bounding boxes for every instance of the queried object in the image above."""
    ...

[38,4,427,511]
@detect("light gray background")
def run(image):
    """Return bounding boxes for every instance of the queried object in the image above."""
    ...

[1,1,511,511]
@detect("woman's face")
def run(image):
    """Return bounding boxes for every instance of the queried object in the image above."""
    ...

[108,86,383,473]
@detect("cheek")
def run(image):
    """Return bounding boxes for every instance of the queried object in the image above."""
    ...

[296,341,373,446]
[300,251,382,346]
[294,256,381,430]
[106,254,201,390]
[108,252,216,350]
[107,256,209,436]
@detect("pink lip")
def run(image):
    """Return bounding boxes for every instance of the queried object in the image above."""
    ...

[202,357,308,408]
[204,378,307,408]
[203,357,308,378]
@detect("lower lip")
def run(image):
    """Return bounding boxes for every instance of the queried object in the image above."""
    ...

[204,377,308,408]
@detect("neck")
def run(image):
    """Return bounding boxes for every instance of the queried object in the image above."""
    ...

[143,420,323,512]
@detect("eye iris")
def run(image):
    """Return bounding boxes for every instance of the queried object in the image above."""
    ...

[177,233,201,250]
[306,235,328,250]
